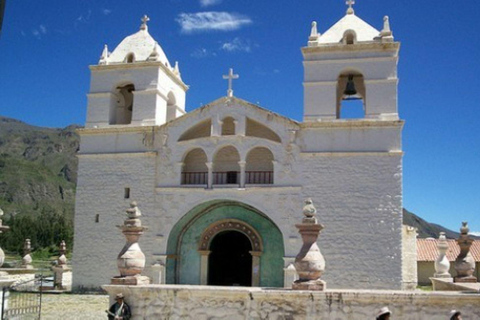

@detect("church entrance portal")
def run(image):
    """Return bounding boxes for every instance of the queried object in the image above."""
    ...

[208,231,252,286]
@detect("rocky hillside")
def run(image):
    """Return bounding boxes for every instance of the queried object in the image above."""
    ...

[0,116,79,220]
[0,115,471,243]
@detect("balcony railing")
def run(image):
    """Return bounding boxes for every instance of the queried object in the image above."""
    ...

[181,171,274,185]
[181,172,207,185]
[246,171,273,184]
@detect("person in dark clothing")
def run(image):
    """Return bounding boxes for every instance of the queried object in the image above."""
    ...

[107,293,131,320]
[450,310,462,320]
[376,306,391,320]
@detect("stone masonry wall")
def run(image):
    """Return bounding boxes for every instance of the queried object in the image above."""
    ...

[103,285,480,320]
[72,153,156,289]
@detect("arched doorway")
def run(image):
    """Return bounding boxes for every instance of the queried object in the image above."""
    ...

[166,200,285,287]
[208,231,252,286]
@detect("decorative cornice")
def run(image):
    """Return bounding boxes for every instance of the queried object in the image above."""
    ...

[302,41,400,55]
[89,62,189,91]
[300,151,403,157]
[77,151,157,158]
[300,120,404,129]
[78,126,160,135]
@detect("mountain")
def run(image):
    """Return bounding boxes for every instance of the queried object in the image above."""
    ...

[0,116,80,220]
[0,115,473,243]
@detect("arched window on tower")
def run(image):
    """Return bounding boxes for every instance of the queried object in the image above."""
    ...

[221,117,235,135]
[343,30,357,45]
[125,53,135,63]
[336,71,366,119]
[110,84,135,125]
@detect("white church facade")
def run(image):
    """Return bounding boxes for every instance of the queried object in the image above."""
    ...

[73,6,417,290]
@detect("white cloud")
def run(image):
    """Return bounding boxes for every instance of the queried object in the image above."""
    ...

[191,48,217,58]
[32,29,40,39]
[273,69,280,74]
[221,37,251,52]
[176,12,252,33]
[200,0,222,7]
[39,25,47,34]
[102,9,112,15]
[471,231,480,237]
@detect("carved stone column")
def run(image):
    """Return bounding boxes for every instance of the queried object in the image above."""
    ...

[238,161,246,188]
[199,250,211,285]
[454,222,477,283]
[250,251,261,286]
[292,199,326,290]
[206,162,213,189]
[434,232,451,278]
[112,201,150,285]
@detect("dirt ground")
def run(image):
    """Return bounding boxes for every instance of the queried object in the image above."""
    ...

[40,293,109,320]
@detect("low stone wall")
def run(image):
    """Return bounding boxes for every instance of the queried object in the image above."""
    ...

[102,285,480,320]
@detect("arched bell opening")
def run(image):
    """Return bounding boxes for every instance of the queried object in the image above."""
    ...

[336,70,366,119]
[109,83,135,125]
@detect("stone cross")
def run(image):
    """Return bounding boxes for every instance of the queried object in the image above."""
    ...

[346,0,355,14]
[140,15,150,30]
[223,68,239,98]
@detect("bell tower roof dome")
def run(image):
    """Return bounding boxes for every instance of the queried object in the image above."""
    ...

[106,15,171,66]
[317,12,380,44]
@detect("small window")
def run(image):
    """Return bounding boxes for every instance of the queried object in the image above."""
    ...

[125,53,135,63]
[124,188,130,199]
[95,214,100,223]
[346,33,355,45]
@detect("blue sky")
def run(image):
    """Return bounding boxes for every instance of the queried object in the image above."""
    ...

[0,0,479,235]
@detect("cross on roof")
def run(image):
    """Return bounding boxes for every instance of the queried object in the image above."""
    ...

[346,0,355,14]
[222,68,239,98]
[140,15,150,30]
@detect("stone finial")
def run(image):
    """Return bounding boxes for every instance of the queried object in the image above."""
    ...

[302,198,317,223]
[22,239,33,269]
[454,221,477,283]
[308,21,320,47]
[380,16,394,42]
[57,240,67,266]
[113,201,150,285]
[346,0,355,15]
[140,15,150,31]
[147,42,159,61]
[292,199,326,291]
[99,44,109,65]
[434,232,451,278]
[173,61,181,77]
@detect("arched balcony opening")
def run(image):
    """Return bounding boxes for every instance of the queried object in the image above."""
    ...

[178,119,212,142]
[213,146,240,185]
[109,83,135,125]
[221,117,235,136]
[336,70,366,119]
[246,118,281,143]
[246,147,274,184]
[181,148,208,185]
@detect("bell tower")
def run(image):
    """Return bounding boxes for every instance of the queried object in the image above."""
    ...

[85,16,188,128]
[302,3,399,121]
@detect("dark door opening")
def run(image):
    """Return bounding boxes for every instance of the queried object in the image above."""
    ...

[208,231,252,286]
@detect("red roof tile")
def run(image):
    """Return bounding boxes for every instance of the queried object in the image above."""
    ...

[417,239,480,262]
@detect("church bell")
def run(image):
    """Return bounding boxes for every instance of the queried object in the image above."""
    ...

[343,75,357,96]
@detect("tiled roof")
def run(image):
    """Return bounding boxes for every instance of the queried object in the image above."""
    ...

[417,239,480,262]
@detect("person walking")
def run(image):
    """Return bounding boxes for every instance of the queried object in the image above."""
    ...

[450,310,462,320]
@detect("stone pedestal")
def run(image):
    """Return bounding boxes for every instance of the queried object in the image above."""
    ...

[52,265,72,290]
[454,222,477,283]
[0,210,10,268]
[21,239,33,269]
[292,199,326,291]
[150,263,165,285]
[112,202,150,285]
